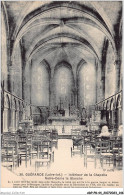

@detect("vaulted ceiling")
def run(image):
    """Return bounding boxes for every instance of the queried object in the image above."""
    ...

[4,1,122,71]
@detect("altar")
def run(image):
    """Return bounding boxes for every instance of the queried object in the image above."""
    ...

[49,98,80,125]
[48,116,79,125]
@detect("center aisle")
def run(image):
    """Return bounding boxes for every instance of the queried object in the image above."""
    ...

[49,139,85,173]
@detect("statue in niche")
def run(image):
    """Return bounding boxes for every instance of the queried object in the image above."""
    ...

[80,107,87,125]
[58,98,65,116]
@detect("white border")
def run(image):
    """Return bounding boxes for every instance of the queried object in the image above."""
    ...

[0,0,124,194]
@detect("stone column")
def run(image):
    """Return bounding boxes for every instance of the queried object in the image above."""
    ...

[3,108,8,132]
[115,59,121,92]
[118,107,122,126]
[11,109,16,131]
[22,109,26,120]
[19,111,22,122]
[73,87,77,108]
[106,110,110,126]
[15,111,19,130]
[101,110,107,122]
[8,65,14,93]
[96,61,103,102]
[49,68,55,114]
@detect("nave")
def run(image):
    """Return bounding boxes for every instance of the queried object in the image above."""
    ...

[1,1,123,188]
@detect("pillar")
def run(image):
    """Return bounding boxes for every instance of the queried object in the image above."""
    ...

[49,68,55,113]
[16,111,19,130]
[10,109,16,131]
[3,108,8,132]
[115,59,121,92]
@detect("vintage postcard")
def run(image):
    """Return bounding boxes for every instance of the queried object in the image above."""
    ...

[0,1,123,194]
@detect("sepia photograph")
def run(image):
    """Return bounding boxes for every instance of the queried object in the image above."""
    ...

[0,0,123,193]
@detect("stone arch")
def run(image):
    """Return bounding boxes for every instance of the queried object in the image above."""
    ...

[4,94,10,109]
[76,59,86,78]
[54,60,72,73]
[12,98,17,110]
[102,101,106,110]
[116,94,121,109]
[110,98,115,111]
[116,94,122,127]
[106,100,110,110]
[41,59,51,78]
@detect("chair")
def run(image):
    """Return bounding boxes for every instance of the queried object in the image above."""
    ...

[35,142,54,171]
[40,130,52,139]
[38,144,54,162]
[30,135,43,159]
[71,145,83,157]
[51,129,58,140]
[71,129,81,139]
[83,134,97,168]
[71,128,83,157]
[95,139,114,169]
[1,132,18,146]
[112,137,123,169]
[35,158,51,171]
[83,134,94,154]
[51,139,58,149]
[1,140,18,170]
[31,135,52,159]
[17,133,31,167]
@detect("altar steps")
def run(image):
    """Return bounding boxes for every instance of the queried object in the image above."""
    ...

[58,135,71,139]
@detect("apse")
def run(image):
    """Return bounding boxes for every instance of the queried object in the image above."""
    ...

[78,62,96,108]
[31,62,50,106]
[54,62,74,108]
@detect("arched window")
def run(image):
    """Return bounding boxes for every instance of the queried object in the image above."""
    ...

[54,62,74,108]
[31,63,50,106]
[77,63,96,108]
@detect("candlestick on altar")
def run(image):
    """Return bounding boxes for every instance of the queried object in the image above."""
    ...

[69,103,70,116]
[59,97,63,110]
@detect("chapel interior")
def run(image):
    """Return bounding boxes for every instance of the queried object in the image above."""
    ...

[1,1,123,173]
